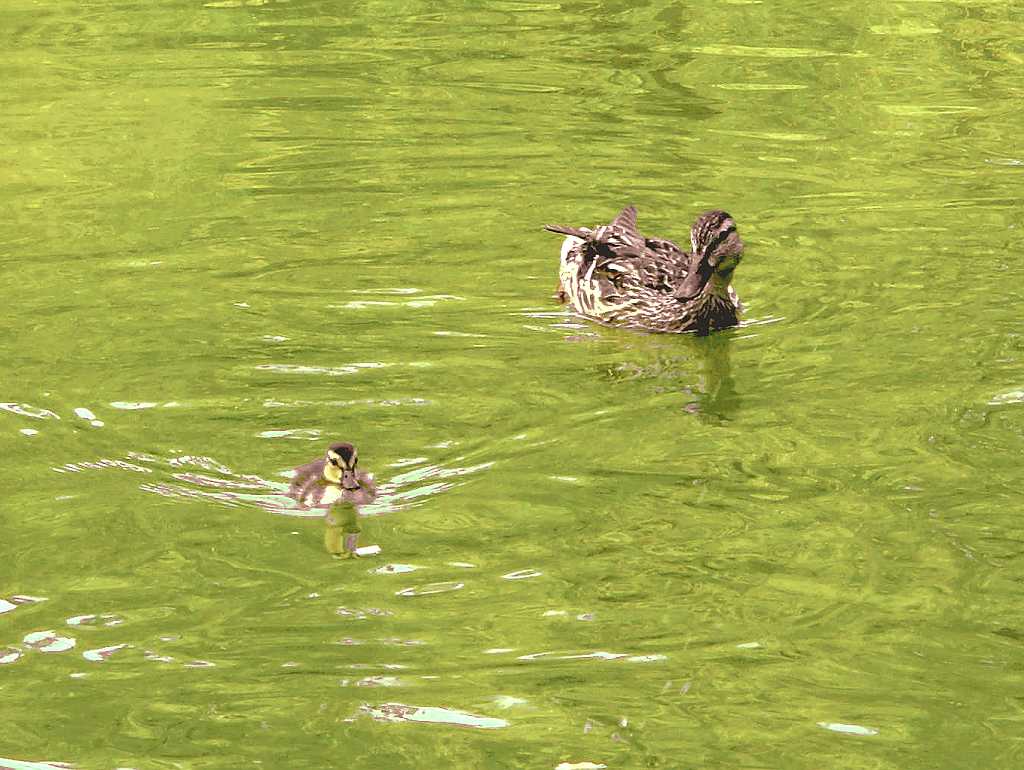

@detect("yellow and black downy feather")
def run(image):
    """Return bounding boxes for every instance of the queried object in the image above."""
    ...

[287,442,377,558]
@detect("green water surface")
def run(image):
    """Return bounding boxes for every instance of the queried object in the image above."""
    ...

[2,1,1023,768]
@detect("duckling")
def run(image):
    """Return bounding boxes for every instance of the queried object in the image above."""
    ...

[287,442,377,559]
[545,206,745,335]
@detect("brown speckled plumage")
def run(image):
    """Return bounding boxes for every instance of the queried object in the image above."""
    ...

[546,206,745,335]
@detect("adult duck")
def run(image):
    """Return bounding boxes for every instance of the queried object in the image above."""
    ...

[545,206,744,335]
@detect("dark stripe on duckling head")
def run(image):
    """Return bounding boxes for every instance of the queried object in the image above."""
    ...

[327,442,358,469]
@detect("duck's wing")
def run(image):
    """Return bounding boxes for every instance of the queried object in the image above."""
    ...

[566,207,675,291]
[604,242,700,296]
[609,249,680,294]
[288,458,326,506]
[644,236,685,261]
[643,236,692,284]
[594,248,679,296]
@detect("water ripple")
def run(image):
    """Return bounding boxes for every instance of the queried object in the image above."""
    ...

[502,568,542,580]
[395,581,464,598]
[516,650,668,664]
[83,643,128,662]
[255,362,391,376]
[989,388,1024,406]
[361,703,508,729]
[0,402,60,420]
[373,563,420,575]
[817,722,879,736]
[330,294,465,310]
[23,630,75,653]
[0,758,72,770]
[66,613,122,627]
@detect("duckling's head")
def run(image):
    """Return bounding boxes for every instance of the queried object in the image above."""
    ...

[676,211,744,299]
[324,442,361,490]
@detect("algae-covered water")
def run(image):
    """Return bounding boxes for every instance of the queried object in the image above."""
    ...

[3,1,1023,768]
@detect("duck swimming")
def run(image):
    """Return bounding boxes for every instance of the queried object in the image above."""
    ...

[287,442,377,558]
[545,206,745,335]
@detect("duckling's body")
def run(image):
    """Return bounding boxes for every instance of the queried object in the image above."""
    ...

[546,206,745,335]
[287,442,377,558]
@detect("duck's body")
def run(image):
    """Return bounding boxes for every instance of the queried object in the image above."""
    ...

[546,206,745,335]
[287,442,376,558]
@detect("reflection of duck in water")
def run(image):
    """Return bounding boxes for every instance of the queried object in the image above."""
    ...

[545,206,745,335]
[287,442,377,559]
[684,335,739,420]
[610,333,740,421]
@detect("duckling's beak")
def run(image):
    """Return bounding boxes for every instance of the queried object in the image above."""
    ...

[341,469,361,490]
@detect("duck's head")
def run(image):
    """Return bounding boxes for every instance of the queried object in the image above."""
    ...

[324,442,361,490]
[675,211,744,300]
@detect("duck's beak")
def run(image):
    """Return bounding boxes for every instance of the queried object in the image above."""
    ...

[341,469,361,490]
[675,254,714,300]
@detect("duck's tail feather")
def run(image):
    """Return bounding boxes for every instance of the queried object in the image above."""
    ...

[544,224,590,239]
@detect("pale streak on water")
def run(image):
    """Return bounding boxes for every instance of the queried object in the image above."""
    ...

[2,1,1024,769]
